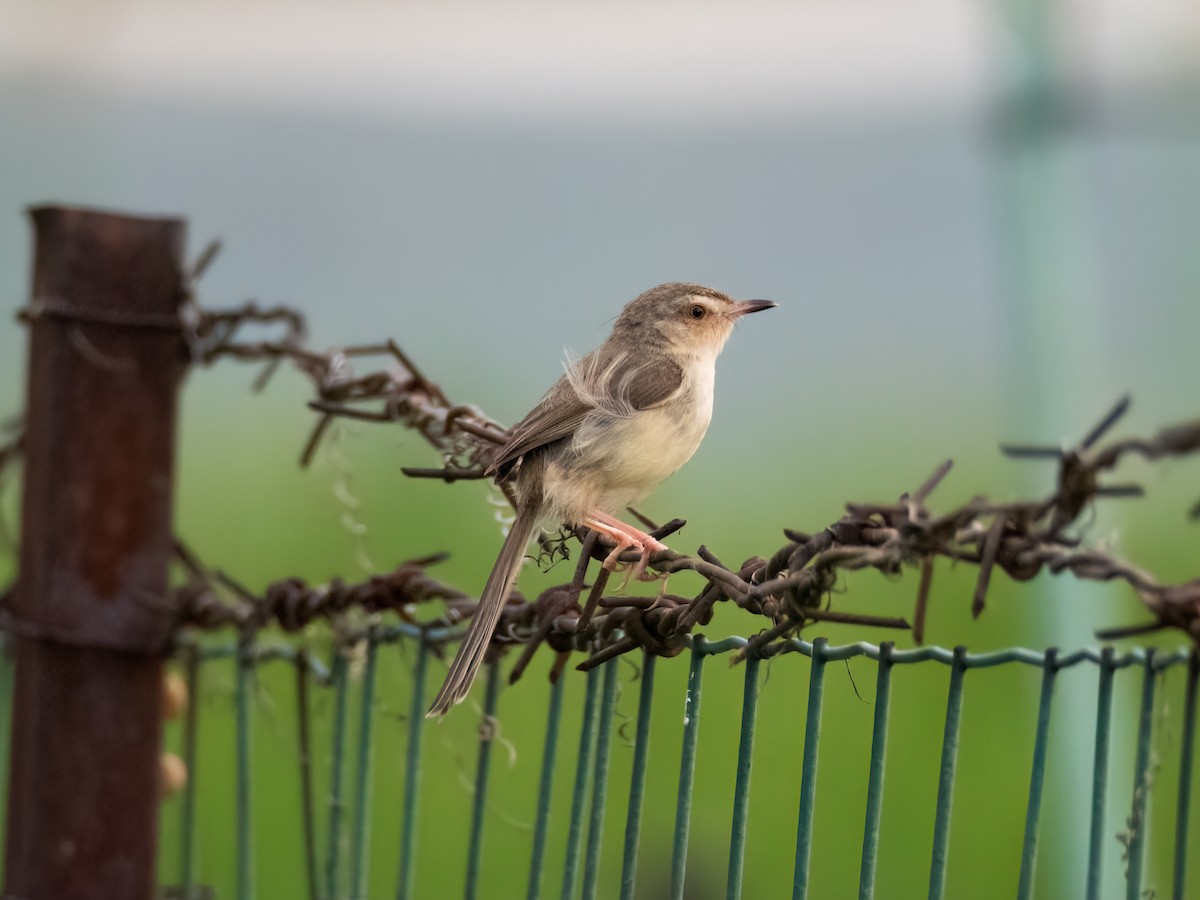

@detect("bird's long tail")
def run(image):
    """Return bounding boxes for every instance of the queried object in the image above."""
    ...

[427,502,540,716]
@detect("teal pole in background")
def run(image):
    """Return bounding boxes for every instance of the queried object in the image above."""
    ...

[990,1,1107,893]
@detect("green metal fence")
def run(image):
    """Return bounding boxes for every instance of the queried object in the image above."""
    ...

[163,632,1198,900]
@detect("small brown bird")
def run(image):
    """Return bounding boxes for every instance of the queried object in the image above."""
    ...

[427,283,775,715]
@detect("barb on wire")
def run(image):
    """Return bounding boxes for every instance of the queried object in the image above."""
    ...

[172,538,471,638]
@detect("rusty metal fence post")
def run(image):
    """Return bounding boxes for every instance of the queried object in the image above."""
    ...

[3,206,187,899]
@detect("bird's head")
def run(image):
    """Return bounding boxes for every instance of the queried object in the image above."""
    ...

[613,282,776,357]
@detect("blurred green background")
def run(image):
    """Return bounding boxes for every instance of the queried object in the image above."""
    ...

[2,1,1199,897]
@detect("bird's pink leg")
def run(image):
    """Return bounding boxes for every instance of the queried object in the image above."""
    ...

[583,511,668,581]
[582,519,638,571]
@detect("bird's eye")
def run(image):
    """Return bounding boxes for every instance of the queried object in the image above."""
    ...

[688,304,706,319]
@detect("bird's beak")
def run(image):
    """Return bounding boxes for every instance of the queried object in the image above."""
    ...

[731,299,777,317]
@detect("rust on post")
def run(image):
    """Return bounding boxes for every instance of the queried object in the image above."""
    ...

[4,206,187,900]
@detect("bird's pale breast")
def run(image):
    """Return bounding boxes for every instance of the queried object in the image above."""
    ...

[541,361,714,523]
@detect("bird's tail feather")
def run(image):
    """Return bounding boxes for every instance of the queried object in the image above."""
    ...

[427,504,539,716]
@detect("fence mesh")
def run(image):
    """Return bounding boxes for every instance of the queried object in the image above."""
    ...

[116,633,1199,899]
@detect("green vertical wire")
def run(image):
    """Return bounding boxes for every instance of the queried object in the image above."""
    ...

[526,675,566,900]
[926,647,967,900]
[396,638,429,900]
[792,638,829,900]
[1016,649,1059,900]
[297,654,320,900]
[1126,650,1158,900]
[669,648,706,900]
[618,653,657,900]
[235,643,254,900]
[1086,647,1116,900]
[857,642,895,900]
[326,649,351,900]
[465,661,503,900]
[1172,650,1199,900]
[180,644,201,895]
[350,635,380,900]
[580,659,620,900]
[726,655,761,900]
[560,666,602,900]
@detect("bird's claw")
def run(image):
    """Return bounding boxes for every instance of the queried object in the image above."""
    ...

[586,512,669,586]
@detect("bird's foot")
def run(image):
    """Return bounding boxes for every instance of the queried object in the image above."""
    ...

[629,538,669,582]
[583,512,669,582]
[654,573,672,600]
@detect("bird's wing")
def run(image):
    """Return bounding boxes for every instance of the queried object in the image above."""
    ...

[489,352,684,477]
[620,354,686,411]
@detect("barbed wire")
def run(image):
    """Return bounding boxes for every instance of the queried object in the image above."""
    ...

[171,539,470,636]
[1,244,1198,681]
